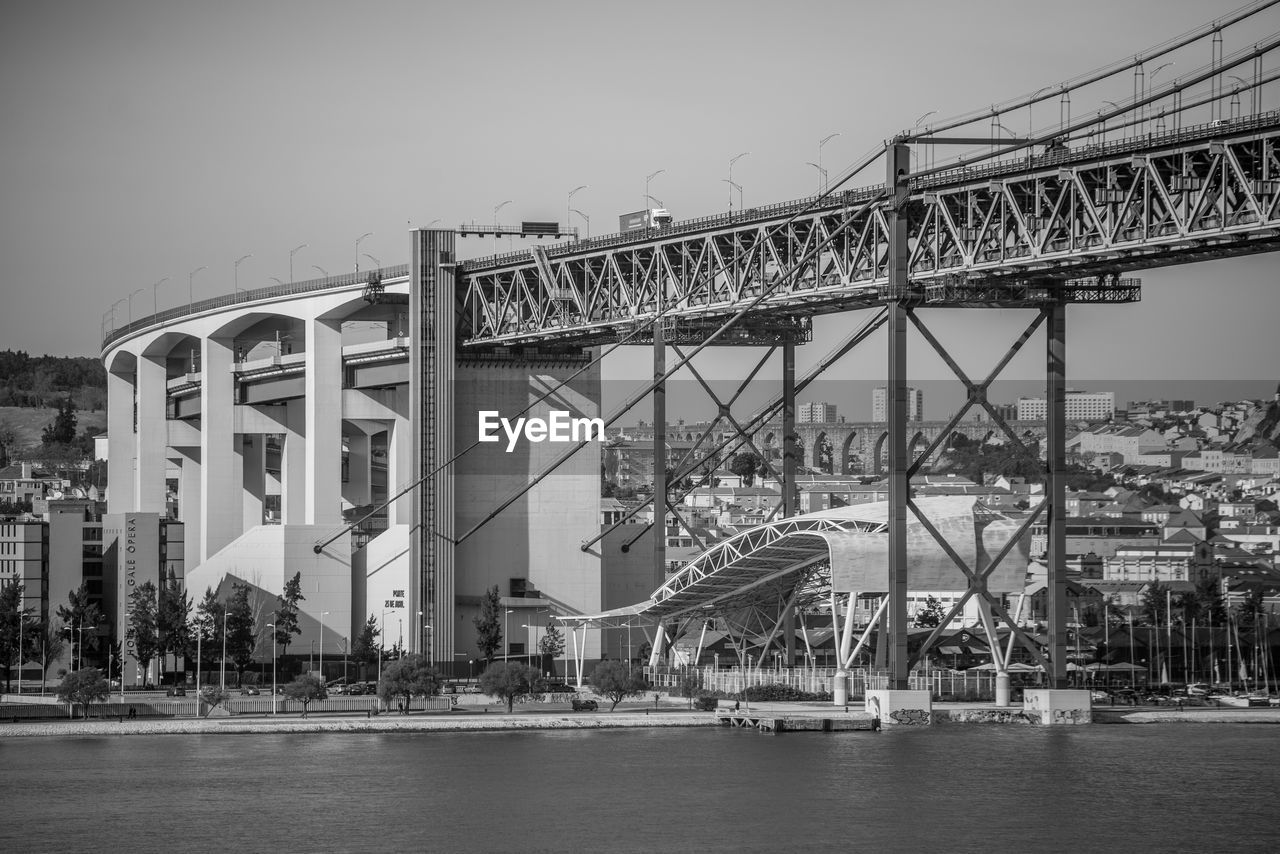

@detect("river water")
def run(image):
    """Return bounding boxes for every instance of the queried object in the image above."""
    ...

[5,724,1278,853]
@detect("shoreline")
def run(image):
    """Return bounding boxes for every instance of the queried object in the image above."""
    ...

[0,710,717,738]
[6,702,1280,737]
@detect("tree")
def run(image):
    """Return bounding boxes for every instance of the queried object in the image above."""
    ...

[200,686,228,712]
[539,624,565,676]
[41,396,78,447]
[1234,588,1266,632]
[1140,581,1170,626]
[588,660,649,711]
[156,569,191,685]
[57,668,110,718]
[378,654,444,712]
[193,587,224,683]
[225,582,257,683]
[729,452,762,487]
[479,661,541,712]
[36,620,67,690]
[273,571,305,657]
[351,615,381,680]
[128,581,160,687]
[473,585,504,664]
[0,583,38,692]
[913,596,945,628]
[283,673,327,717]
[1193,575,1227,626]
[57,583,103,668]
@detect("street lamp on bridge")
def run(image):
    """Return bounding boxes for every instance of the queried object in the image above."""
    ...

[363,253,381,270]
[127,288,146,325]
[187,266,206,313]
[234,254,253,294]
[110,297,127,333]
[570,208,590,240]
[355,232,373,274]
[491,201,512,253]
[567,185,587,236]
[151,276,169,316]
[721,179,743,217]
[805,161,827,194]
[818,133,840,191]
[289,244,308,284]
[644,170,664,213]
[728,152,749,217]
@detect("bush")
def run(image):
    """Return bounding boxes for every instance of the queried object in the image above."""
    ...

[734,684,831,703]
[693,695,719,712]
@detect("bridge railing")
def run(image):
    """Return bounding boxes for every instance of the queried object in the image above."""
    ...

[102,264,410,351]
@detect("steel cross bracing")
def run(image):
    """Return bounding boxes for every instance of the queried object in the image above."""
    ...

[460,117,1280,346]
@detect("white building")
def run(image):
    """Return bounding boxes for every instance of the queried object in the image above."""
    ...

[1016,389,1114,422]
[872,386,923,421]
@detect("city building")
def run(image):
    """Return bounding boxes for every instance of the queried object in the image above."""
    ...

[1016,389,1114,422]
[798,401,837,423]
[0,462,61,506]
[872,386,923,421]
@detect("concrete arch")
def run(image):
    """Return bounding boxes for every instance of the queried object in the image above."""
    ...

[909,431,928,469]
[840,431,859,475]
[871,431,889,476]
[812,431,833,473]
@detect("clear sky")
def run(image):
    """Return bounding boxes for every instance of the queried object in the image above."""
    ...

[2,0,1277,416]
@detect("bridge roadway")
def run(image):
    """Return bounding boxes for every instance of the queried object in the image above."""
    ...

[104,115,1280,356]
[459,114,1280,345]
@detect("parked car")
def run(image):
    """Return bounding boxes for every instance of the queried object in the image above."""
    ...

[346,683,365,695]
[240,686,260,696]
[571,697,598,711]
[165,686,187,697]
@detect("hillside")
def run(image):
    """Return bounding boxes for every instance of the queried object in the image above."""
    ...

[0,349,106,410]
[0,405,106,453]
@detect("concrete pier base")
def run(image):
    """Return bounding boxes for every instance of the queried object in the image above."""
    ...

[995,672,1011,707]
[865,689,932,726]
[833,670,849,707]
[1023,689,1091,725]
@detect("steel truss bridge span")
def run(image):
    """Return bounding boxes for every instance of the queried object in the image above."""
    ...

[462,116,1280,346]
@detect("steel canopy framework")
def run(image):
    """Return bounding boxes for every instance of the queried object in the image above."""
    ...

[559,497,1034,672]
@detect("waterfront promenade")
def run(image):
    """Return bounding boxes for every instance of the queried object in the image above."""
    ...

[4,700,1280,737]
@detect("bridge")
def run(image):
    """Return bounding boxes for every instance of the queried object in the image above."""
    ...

[99,5,1280,701]
[621,418,1046,475]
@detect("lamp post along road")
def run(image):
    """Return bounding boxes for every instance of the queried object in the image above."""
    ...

[220,609,228,693]
[188,266,206,313]
[567,185,586,238]
[728,152,749,217]
[571,208,589,240]
[319,611,329,681]
[128,289,145,325]
[355,232,373,274]
[504,609,514,661]
[492,201,512,253]
[289,244,307,285]
[234,254,253,294]
[266,622,277,713]
[644,170,664,213]
[818,133,840,193]
[186,265,208,314]
[151,276,169,317]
